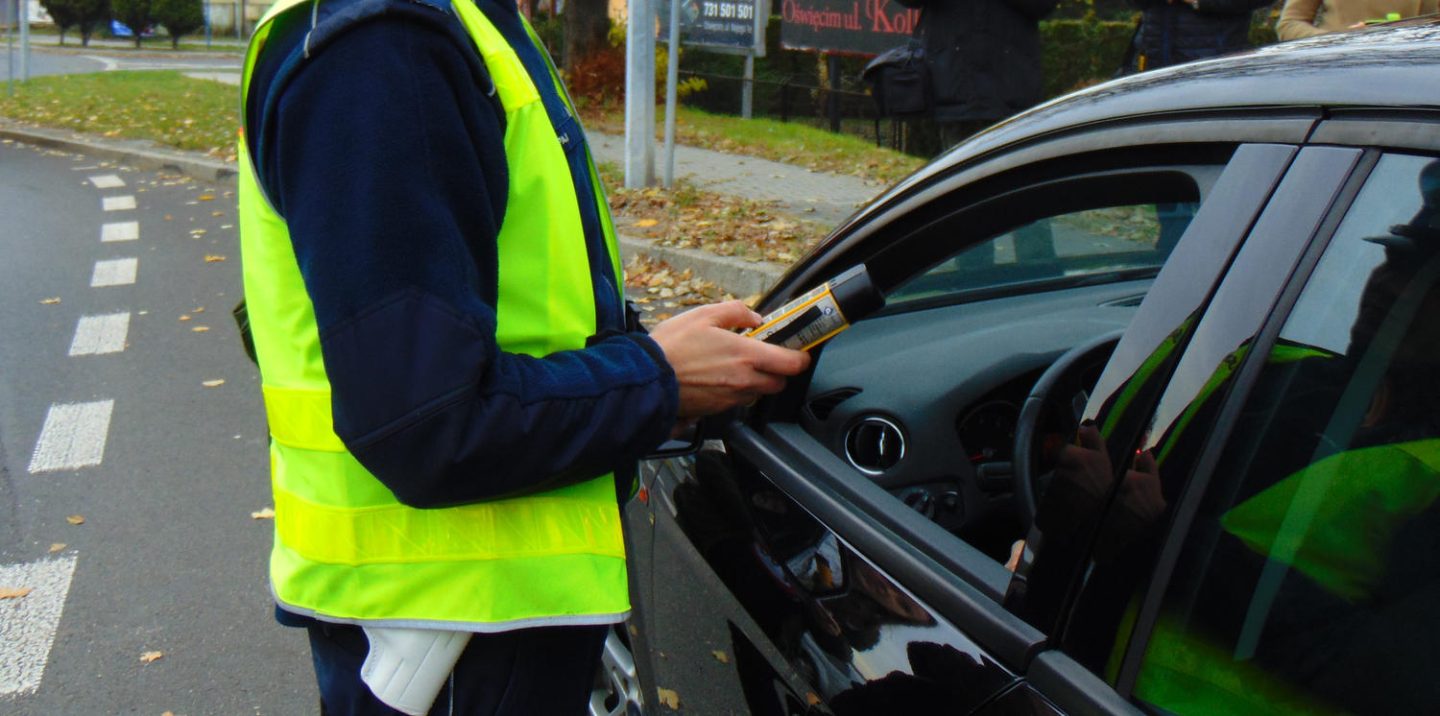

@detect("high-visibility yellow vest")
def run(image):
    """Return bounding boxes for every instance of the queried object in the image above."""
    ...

[237,0,629,630]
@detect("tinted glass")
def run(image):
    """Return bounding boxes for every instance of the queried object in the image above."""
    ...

[1133,153,1440,714]
[886,202,1197,306]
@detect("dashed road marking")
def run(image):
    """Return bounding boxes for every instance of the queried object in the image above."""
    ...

[90,258,138,287]
[28,400,115,473]
[68,313,131,356]
[88,174,124,189]
[0,555,79,697]
[101,195,136,212]
[100,221,139,243]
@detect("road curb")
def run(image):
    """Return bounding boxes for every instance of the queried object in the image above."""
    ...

[0,122,237,182]
[0,122,785,297]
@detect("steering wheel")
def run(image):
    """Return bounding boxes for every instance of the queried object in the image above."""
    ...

[1011,330,1123,529]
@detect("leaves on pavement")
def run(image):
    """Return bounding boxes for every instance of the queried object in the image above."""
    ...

[191,326,210,333]
[201,379,225,388]
[66,515,85,525]
[203,254,225,262]
[49,543,66,553]
[0,587,33,599]
[140,651,164,664]
[656,687,680,710]
[251,507,276,520]
[39,297,61,305]
[711,650,729,664]
[605,179,825,265]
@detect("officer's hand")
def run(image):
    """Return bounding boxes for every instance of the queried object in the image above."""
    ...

[649,301,811,419]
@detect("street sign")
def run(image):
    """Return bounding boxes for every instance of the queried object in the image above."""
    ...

[780,0,918,56]
[656,0,767,55]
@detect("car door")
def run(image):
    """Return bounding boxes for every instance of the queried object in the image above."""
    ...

[630,125,1312,715]
[1060,134,1440,713]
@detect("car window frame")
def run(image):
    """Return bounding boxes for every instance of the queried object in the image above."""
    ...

[723,136,1305,691]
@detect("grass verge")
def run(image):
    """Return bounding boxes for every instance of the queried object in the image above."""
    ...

[581,103,923,186]
[0,71,238,160]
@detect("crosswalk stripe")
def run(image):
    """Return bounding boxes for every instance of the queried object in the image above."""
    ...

[88,174,124,189]
[100,221,139,243]
[28,400,115,473]
[101,195,137,212]
[90,258,138,287]
[0,556,79,696]
[68,313,131,356]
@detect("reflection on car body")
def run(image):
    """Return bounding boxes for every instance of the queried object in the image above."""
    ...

[601,18,1440,716]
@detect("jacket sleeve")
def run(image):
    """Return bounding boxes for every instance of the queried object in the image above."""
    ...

[265,15,678,508]
[1275,0,1326,39]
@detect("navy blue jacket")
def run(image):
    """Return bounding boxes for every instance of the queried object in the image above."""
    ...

[243,0,678,511]
[1128,0,1274,71]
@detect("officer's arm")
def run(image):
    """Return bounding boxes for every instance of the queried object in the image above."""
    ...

[267,16,680,506]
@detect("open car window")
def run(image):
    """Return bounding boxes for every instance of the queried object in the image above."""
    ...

[886,201,1199,307]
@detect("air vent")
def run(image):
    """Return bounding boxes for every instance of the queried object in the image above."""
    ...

[844,416,905,475]
[807,388,861,421]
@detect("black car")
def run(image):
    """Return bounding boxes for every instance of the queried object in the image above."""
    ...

[599,19,1440,716]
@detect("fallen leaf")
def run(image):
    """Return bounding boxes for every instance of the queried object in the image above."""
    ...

[140,651,164,664]
[806,692,822,706]
[49,543,66,553]
[66,515,85,525]
[192,307,206,314]
[191,326,210,333]
[0,587,33,599]
[201,379,225,388]
[163,712,176,716]
[203,254,225,263]
[197,194,215,201]
[251,507,276,520]
[163,214,174,221]
[178,315,191,322]
[656,687,680,710]
[712,649,729,664]
[39,297,61,305]
[634,218,659,228]
[211,210,225,217]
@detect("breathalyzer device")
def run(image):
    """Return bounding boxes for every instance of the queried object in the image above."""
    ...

[747,264,884,351]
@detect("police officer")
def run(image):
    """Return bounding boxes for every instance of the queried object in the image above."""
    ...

[236,0,810,711]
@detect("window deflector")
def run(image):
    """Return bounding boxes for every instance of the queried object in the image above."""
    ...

[1105,147,1372,697]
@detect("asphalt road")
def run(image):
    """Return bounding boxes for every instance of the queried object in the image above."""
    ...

[0,139,313,714]
[0,41,240,79]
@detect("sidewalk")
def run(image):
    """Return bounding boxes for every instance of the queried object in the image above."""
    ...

[0,120,885,298]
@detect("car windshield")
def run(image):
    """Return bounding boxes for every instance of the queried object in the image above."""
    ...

[887,202,1198,306]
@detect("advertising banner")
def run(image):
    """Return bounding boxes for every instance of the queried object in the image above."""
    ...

[779,0,918,56]
[658,0,767,53]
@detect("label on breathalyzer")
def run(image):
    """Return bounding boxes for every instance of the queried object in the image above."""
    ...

[748,284,850,351]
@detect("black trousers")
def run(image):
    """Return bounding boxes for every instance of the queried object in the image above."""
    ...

[307,622,608,715]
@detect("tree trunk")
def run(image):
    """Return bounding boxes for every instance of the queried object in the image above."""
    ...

[561,0,609,74]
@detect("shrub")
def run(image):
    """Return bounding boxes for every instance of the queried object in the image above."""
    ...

[153,0,202,49]
[40,0,110,46]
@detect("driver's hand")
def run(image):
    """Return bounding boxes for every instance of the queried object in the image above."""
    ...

[1055,424,1115,501]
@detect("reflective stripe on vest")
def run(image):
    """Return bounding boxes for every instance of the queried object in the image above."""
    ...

[238,0,628,629]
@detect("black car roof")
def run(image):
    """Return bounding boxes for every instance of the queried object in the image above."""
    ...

[933,18,1440,180]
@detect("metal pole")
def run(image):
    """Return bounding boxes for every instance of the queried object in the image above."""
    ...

[827,54,841,133]
[623,0,655,188]
[662,0,680,188]
[741,54,753,119]
[7,0,15,97]
[204,0,211,49]
[19,0,28,81]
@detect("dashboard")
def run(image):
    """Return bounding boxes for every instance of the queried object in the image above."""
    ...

[798,279,1147,559]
